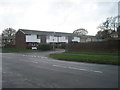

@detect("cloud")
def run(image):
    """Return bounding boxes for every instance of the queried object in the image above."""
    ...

[0,0,118,35]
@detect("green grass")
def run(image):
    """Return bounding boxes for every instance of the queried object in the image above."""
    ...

[64,51,119,56]
[49,53,119,65]
[1,48,39,53]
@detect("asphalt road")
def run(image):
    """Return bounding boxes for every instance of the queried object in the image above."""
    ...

[2,50,119,88]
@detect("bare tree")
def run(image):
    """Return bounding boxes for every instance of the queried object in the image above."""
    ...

[96,16,119,39]
[73,28,88,36]
[97,16,119,31]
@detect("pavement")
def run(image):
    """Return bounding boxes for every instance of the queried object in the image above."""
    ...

[2,49,119,88]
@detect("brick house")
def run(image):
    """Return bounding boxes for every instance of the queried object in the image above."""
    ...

[80,35,98,43]
[16,29,81,49]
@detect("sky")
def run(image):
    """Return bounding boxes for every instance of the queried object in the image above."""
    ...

[0,0,119,35]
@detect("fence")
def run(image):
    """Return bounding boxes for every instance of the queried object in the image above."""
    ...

[66,40,120,52]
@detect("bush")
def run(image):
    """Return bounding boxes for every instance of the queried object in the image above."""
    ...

[4,42,15,48]
[37,43,53,51]
[69,41,79,43]
[60,43,67,49]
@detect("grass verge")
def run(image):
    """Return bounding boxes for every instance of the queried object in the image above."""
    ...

[64,51,120,56]
[49,53,119,65]
[1,48,39,53]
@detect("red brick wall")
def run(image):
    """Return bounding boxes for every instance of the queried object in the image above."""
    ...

[67,40,120,52]
[15,31,27,49]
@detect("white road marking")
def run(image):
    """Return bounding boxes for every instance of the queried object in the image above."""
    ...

[31,61,38,63]
[33,56,36,57]
[22,54,48,59]
[52,65,67,68]
[93,71,103,73]
[52,64,103,73]
[22,54,103,73]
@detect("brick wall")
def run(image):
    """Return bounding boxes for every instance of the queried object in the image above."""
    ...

[15,31,27,49]
[67,40,120,52]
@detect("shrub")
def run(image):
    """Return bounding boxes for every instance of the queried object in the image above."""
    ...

[60,43,67,49]
[37,43,53,51]
[4,42,15,48]
[69,41,79,43]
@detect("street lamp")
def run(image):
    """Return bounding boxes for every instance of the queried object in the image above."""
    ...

[53,32,55,50]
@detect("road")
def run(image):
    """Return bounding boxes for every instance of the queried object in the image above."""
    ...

[2,50,119,88]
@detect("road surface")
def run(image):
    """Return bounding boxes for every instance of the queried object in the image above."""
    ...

[2,50,119,88]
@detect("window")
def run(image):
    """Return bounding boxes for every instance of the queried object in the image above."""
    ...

[37,35,40,39]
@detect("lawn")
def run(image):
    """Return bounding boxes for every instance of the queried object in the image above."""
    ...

[49,51,119,65]
[1,48,39,53]
[64,51,120,56]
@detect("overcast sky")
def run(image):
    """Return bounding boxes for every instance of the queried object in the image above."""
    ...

[0,0,119,35]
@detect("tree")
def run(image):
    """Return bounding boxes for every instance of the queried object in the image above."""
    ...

[96,16,119,39]
[96,29,115,39]
[2,28,16,37]
[2,28,16,48]
[73,28,88,36]
[97,16,119,31]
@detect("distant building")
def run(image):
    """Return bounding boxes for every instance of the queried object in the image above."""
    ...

[16,29,82,49]
[80,35,98,43]
[110,26,120,39]
[16,29,98,49]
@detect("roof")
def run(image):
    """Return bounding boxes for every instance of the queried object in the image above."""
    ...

[19,29,79,37]
[80,35,96,39]
[18,29,96,38]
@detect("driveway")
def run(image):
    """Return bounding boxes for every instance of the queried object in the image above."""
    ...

[2,49,119,88]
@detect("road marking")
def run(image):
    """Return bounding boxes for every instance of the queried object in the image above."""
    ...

[22,54,48,59]
[23,55,27,56]
[52,64,103,73]
[52,65,67,68]
[31,61,38,63]
[33,55,36,57]
[93,71,103,73]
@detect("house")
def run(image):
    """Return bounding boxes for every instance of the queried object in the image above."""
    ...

[80,35,98,43]
[110,32,119,38]
[16,29,81,49]
[110,26,120,39]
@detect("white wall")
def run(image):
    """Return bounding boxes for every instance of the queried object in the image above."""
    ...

[46,36,68,43]
[58,36,68,43]
[72,37,80,42]
[26,35,40,43]
[46,36,57,43]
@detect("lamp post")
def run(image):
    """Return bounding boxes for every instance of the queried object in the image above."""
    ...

[53,32,55,50]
